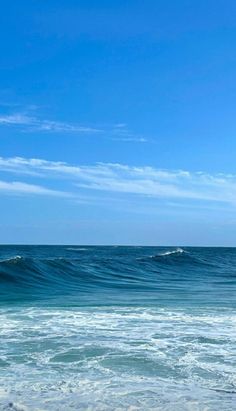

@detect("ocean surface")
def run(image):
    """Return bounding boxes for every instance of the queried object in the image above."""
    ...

[0,245,236,411]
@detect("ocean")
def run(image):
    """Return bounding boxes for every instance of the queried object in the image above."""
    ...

[0,245,236,410]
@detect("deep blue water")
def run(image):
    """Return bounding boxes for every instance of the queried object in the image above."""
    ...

[0,246,236,410]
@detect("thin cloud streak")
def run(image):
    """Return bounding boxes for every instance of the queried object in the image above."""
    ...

[0,156,236,205]
[0,110,148,142]
[0,113,101,133]
[0,179,71,198]
[111,124,148,143]
[111,136,148,143]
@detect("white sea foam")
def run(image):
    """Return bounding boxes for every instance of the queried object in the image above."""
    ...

[0,306,236,410]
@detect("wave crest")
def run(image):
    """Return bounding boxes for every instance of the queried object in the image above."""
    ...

[157,248,186,257]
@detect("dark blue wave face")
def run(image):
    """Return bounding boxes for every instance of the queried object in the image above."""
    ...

[1,245,236,308]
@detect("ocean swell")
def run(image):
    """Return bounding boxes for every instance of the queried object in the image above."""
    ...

[0,246,235,307]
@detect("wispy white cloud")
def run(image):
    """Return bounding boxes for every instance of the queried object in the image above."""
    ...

[0,179,71,197]
[0,113,101,133]
[0,111,148,142]
[112,136,148,143]
[114,123,127,128]
[111,124,148,143]
[0,114,32,125]
[0,156,236,206]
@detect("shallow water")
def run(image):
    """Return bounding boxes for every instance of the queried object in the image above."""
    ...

[0,246,236,410]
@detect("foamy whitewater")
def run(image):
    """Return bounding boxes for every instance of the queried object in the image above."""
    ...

[0,246,236,410]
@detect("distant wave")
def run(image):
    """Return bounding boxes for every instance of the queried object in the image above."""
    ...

[157,248,186,257]
[66,248,88,251]
[137,248,215,270]
[137,248,187,261]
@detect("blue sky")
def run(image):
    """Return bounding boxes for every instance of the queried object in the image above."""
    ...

[1,0,236,245]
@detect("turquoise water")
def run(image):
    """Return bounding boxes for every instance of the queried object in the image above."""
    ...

[0,246,236,410]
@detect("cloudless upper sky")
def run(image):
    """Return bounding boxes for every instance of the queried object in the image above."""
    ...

[1,0,236,245]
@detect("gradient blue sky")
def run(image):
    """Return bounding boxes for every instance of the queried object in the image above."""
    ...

[1,0,236,245]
